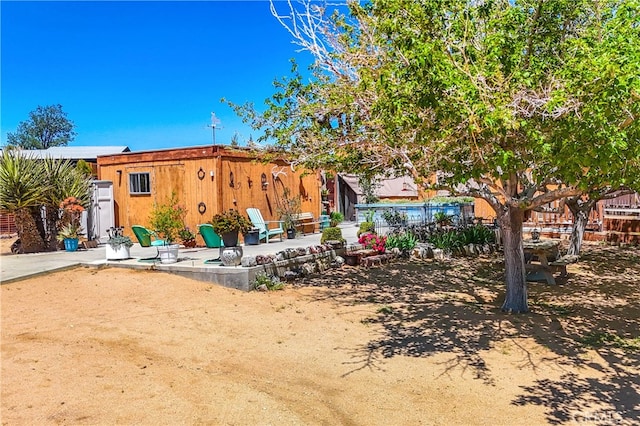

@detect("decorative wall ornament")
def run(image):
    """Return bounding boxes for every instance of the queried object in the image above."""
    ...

[198,202,207,215]
[197,167,206,180]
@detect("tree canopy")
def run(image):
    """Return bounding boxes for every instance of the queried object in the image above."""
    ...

[6,104,77,149]
[231,0,640,312]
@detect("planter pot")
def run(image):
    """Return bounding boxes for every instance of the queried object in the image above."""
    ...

[221,231,239,248]
[106,244,130,260]
[243,230,260,245]
[221,246,243,266]
[158,244,180,264]
[344,253,361,266]
[63,238,79,252]
[286,228,296,239]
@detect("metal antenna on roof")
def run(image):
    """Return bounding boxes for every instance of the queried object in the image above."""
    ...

[207,112,222,145]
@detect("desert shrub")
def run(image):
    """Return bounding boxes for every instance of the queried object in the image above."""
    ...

[357,221,376,237]
[320,226,344,243]
[252,273,284,291]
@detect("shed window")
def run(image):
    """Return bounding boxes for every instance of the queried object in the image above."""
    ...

[129,173,150,194]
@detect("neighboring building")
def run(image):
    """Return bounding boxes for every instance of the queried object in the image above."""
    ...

[336,174,424,221]
[97,145,323,244]
[24,146,131,175]
[25,146,131,161]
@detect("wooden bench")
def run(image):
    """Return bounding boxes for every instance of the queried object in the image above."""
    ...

[548,255,579,277]
[292,212,322,234]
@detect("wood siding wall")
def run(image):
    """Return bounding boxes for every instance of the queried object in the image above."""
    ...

[97,146,322,244]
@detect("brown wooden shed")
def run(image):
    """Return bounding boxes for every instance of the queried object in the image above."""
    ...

[97,145,323,245]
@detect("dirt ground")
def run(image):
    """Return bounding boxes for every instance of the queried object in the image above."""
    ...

[1,236,639,425]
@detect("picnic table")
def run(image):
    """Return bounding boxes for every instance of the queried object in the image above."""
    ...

[523,239,561,284]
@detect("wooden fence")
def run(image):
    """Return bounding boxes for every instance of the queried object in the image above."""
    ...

[0,213,17,235]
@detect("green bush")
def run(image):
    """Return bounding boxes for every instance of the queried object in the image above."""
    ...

[321,226,345,243]
[357,221,376,237]
[386,231,418,255]
[252,272,284,291]
[382,209,407,227]
[460,225,496,245]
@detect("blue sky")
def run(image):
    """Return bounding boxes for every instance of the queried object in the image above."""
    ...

[1,1,316,151]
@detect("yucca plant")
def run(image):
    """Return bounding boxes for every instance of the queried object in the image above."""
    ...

[0,151,47,253]
[41,157,91,250]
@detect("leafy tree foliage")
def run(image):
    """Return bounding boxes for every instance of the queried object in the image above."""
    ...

[6,104,76,149]
[231,0,640,313]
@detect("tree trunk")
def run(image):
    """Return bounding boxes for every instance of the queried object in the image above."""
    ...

[15,208,45,253]
[498,205,528,313]
[566,198,596,256]
[43,206,60,251]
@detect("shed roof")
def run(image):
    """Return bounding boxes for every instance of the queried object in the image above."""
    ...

[22,146,130,160]
[340,174,419,198]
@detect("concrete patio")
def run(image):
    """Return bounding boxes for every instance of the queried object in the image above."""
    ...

[0,223,360,290]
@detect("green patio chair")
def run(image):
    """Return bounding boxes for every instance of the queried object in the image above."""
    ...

[198,224,223,248]
[131,225,166,247]
[246,208,284,243]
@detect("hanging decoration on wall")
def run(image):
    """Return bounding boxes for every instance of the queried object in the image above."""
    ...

[271,166,288,181]
[198,202,207,215]
[247,177,253,188]
[229,171,235,188]
[197,167,206,180]
[261,173,268,191]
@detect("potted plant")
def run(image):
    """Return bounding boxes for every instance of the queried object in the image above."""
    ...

[57,223,84,252]
[149,193,186,264]
[210,209,253,247]
[321,188,329,201]
[105,226,133,260]
[179,227,197,248]
[329,211,344,227]
[57,196,85,252]
[210,209,252,266]
[277,188,301,239]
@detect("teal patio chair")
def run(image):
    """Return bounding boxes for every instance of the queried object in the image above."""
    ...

[198,224,223,248]
[246,208,284,243]
[131,225,166,247]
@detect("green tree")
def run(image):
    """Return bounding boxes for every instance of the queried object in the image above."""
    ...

[230,132,240,147]
[232,0,640,312]
[75,159,94,177]
[6,104,76,149]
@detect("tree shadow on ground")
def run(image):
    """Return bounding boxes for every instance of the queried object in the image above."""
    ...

[297,243,640,424]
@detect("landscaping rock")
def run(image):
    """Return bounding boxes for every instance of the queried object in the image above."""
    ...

[301,262,316,275]
[331,256,345,267]
[283,270,299,281]
[241,256,257,267]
